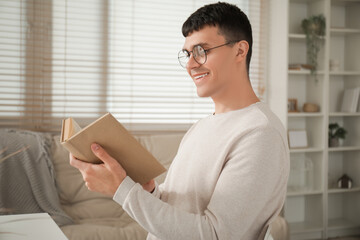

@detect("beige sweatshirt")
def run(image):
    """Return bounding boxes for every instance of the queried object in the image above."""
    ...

[113,102,289,240]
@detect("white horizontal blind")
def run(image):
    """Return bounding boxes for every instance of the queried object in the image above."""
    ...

[52,0,106,119]
[0,0,267,132]
[108,1,210,126]
[0,0,25,121]
[108,0,267,128]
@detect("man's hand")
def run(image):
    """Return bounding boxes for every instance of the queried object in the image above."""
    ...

[69,143,127,196]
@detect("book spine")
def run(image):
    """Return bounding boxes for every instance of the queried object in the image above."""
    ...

[61,141,88,161]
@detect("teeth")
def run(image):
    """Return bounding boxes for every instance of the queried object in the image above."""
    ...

[194,73,209,79]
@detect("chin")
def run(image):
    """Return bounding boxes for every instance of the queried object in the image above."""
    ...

[195,83,217,98]
[196,89,211,98]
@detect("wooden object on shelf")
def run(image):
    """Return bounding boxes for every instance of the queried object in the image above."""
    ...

[303,103,319,112]
[288,98,298,112]
[288,63,314,71]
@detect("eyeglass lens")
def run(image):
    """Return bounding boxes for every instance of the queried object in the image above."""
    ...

[178,45,206,68]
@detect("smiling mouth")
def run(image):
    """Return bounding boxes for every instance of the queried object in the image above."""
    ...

[194,73,209,80]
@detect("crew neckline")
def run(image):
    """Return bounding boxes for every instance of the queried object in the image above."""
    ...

[211,101,263,117]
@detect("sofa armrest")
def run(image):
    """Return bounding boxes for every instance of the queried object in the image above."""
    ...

[270,215,290,240]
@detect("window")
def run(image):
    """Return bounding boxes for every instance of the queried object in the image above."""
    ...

[0,1,25,120]
[0,0,268,132]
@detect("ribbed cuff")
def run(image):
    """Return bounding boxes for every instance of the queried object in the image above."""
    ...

[113,176,136,205]
[151,181,161,198]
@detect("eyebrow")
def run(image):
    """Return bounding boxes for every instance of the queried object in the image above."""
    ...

[182,42,211,51]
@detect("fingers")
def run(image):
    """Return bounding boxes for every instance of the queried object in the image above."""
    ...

[69,154,93,189]
[68,144,127,196]
[69,153,92,170]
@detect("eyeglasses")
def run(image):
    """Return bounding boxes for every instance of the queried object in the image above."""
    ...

[178,41,239,68]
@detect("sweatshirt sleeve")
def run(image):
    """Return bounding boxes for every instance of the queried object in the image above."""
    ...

[113,126,289,240]
[113,176,218,239]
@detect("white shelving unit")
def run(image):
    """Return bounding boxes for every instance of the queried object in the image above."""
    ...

[285,0,360,239]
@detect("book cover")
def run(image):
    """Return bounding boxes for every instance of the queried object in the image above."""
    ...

[358,87,360,112]
[60,113,166,184]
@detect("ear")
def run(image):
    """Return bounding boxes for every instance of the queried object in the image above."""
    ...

[235,40,249,61]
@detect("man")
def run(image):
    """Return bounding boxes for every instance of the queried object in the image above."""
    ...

[70,2,289,239]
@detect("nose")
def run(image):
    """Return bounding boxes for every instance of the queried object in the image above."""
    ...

[186,53,201,70]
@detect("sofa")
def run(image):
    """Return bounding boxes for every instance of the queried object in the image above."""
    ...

[1,129,289,239]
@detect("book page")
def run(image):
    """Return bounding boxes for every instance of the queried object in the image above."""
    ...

[70,118,82,136]
[61,118,82,142]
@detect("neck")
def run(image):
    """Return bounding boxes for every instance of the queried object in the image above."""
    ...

[212,75,260,115]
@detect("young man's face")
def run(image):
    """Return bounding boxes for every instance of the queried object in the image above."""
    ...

[182,26,237,99]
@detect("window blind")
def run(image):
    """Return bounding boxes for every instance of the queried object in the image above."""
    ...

[0,0,53,130]
[0,0,268,132]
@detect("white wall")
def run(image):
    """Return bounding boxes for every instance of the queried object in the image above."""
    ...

[267,0,289,127]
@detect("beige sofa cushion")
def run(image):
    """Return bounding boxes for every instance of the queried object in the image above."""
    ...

[52,135,126,221]
[61,218,147,240]
[135,134,183,183]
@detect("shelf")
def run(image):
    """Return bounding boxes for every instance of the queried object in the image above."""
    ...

[328,146,360,152]
[290,148,323,153]
[329,71,360,76]
[329,112,360,117]
[288,70,325,75]
[330,27,360,35]
[328,187,360,194]
[287,190,323,197]
[288,112,324,117]
[288,33,326,40]
[289,221,323,234]
[289,0,325,4]
[289,33,306,39]
[328,218,360,230]
[332,0,360,7]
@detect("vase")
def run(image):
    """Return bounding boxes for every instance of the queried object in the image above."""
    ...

[329,137,339,147]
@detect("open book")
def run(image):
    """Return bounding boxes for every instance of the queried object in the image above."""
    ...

[60,113,166,184]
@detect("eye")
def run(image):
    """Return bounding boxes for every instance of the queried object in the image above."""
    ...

[179,50,190,59]
[183,50,190,58]
[194,45,205,57]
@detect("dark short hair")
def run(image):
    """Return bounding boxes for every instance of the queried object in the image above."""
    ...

[182,2,253,73]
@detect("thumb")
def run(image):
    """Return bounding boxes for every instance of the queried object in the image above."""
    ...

[91,143,118,168]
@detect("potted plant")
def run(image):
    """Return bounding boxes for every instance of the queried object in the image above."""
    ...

[301,14,326,80]
[328,123,347,147]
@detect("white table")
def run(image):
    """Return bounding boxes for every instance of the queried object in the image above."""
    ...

[0,213,68,240]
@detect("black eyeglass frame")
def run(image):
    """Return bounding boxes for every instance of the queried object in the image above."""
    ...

[178,40,240,68]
